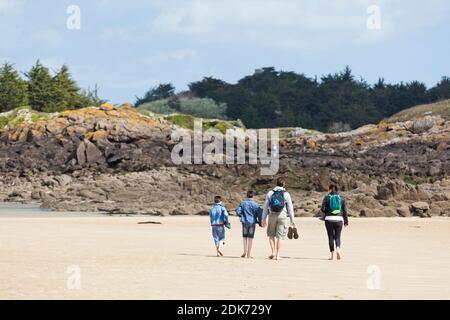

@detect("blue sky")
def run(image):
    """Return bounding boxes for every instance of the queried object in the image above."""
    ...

[1,0,449,103]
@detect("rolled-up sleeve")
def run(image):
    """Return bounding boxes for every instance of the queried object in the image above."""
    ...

[262,193,270,221]
[341,198,348,225]
[285,192,295,225]
[235,205,242,217]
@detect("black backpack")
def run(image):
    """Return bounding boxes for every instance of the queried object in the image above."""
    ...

[270,190,285,212]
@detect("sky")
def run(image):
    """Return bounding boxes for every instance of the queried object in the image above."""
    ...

[0,0,449,103]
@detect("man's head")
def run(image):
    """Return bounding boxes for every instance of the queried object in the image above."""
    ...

[214,195,222,204]
[328,184,338,193]
[246,190,255,198]
[276,177,286,187]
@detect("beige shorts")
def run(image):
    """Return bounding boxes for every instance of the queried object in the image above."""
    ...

[267,212,289,239]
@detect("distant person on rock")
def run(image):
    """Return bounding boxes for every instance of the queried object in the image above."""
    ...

[209,195,230,257]
[262,177,297,260]
[320,184,349,260]
[235,190,263,259]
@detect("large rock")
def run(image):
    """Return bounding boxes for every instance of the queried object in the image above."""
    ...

[411,201,431,217]
[54,174,72,187]
[396,205,411,217]
[76,142,87,166]
[85,139,104,164]
[411,201,430,210]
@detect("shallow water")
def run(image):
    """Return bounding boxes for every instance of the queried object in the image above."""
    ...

[0,202,103,217]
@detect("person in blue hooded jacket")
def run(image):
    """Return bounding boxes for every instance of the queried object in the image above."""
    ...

[209,195,230,257]
[235,190,263,259]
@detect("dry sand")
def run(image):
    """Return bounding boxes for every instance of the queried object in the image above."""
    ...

[0,215,449,300]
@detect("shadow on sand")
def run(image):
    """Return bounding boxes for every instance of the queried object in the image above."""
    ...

[178,253,241,259]
[178,253,328,261]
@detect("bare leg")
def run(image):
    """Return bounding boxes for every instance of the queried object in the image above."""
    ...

[268,237,275,259]
[215,243,223,257]
[329,251,334,260]
[241,238,247,258]
[246,238,253,258]
[274,238,282,260]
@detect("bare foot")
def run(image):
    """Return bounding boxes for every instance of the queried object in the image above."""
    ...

[217,250,224,257]
[336,251,341,260]
[246,256,254,259]
[241,253,246,258]
[329,253,334,260]
[274,256,282,260]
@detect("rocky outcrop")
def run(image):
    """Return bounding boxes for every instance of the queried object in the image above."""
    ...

[0,105,174,172]
[0,105,449,217]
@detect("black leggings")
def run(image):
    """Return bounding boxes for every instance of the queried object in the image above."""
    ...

[325,221,343,252]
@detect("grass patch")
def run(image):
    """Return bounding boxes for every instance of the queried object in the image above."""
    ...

[165,114,242,134]
[0,114,16,128]
[386,99,450,122]
[31,113,52,122]
[165,114,196,130]
[9,115,25,127]
[15,105,32,111]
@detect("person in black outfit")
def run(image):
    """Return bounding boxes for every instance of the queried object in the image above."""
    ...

[320,184,349,260]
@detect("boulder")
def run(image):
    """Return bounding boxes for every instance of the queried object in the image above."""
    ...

[76,139,104,166]
[30,190,42,200]
[54,174,72,187]
[411,201,431,217]
[76,142,87,166]
[396,205,411,217]
[411,201,430,210]
[85,140,104,164]
[77,188,107,201]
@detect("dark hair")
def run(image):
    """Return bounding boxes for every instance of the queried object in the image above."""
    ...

[329,184,338,192]
[276,177,286,187]
[214,195,222,203]
[246,190,255,198]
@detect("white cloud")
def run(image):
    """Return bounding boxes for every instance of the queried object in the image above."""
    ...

[0,0,24,14]
[149,0,450,52]
[170,49,196,60]
[142,49,197,66]
[33,29,64,48]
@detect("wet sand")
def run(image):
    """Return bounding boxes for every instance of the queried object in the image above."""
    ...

[0,215,449,299]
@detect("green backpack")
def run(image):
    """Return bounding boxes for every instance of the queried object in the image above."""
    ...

[329,194,342,214]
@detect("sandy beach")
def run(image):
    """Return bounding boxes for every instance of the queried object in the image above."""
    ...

[0,214,449,300]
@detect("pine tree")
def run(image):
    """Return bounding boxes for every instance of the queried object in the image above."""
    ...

[135,83,175,106]
[25,60,56,112]
[53,64,83,110]
[0,62,28,111]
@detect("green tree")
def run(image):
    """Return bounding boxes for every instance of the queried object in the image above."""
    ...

[188,77,228,97]
[52,64,84,111]
[0,62,28,111]
[428,76,450,101]
[25,60,56,112]
[80,84,105,107]
[135,83,175,106]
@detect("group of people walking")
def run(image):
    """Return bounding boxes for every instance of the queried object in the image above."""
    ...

[209,177,349,260]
